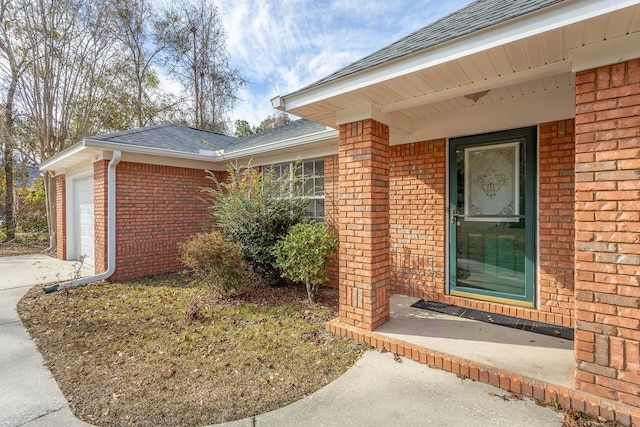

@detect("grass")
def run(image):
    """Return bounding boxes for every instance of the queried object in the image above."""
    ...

[18,275,364,426]
[0,231,49,256]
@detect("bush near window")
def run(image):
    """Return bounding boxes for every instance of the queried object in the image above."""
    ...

[272,220,339,304]
[203,162,308,286]
[179,231,250,296]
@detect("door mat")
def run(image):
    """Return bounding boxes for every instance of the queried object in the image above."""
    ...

[410,299,574,341]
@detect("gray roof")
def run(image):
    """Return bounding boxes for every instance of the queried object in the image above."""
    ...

[293,0,564,94]
[227,119,330,153]
[84,120,331,156]
[87,123,238,154]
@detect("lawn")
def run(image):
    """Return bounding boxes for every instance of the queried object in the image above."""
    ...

[18,275,364,426]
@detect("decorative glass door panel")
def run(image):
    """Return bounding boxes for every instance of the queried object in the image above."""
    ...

[449,128,536,306]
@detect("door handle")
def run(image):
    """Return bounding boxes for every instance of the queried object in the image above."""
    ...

[450,207,456,224]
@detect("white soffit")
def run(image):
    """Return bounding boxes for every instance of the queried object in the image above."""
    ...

[39,144,102,174]
[379,60,571,113]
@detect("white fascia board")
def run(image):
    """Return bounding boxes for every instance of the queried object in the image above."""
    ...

[221,128,338,159]
[119,152,227,171]
[39,142,87,172]
[281,0,640,111]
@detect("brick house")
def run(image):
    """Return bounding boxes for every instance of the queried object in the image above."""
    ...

[40,120,337,279]
[41,0,639,422]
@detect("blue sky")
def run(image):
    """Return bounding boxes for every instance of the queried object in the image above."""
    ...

[216,0,475,129]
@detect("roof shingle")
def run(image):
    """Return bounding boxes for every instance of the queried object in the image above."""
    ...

[85,120,331,156]
[87,124,237,154]
[226,119,331,153]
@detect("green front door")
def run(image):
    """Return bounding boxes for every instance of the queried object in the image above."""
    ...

[448,128,536,307]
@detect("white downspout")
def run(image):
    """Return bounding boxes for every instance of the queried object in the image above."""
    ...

[44,151,122,293]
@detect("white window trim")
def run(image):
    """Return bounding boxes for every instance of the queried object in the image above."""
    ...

[270,158,325,221]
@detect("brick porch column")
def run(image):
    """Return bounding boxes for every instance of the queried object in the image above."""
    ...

[94,160,109,274]
[574,59,640,406]
[338,119,390,330]
[55,174,66,260]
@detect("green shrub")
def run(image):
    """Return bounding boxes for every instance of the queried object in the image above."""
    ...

[272,221,339,304]
[179,231,250,296]
[203,162,308,286]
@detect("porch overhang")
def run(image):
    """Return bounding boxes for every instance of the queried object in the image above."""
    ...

[275,1,640,144]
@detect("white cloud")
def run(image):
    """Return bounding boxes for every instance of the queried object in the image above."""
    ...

[217,0,474,127]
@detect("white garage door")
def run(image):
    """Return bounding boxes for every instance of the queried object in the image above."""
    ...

[74,176,94,266]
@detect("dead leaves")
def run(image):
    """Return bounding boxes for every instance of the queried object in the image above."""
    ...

[489,391,523,401]
[17,275,357,427]
[162,362,177,379]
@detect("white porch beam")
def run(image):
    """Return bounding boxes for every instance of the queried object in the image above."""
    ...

[335,103,389,125]
[392,84,576,145]
[335,103,412,135]
[569,31,640,72]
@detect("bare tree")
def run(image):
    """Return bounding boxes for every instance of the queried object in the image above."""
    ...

[17,0,120,251]
[112,0,174,128]
[0,0,28,241]
[165,0,242,133]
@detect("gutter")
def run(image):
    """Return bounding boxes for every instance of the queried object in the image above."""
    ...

[84,139,225,162]
[44,151,122,293]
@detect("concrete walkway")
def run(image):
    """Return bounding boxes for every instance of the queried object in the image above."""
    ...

[216,350,563,427]
[0,254,563,427]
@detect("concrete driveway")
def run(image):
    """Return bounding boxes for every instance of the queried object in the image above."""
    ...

[0,254,92,427]
[0,254,563,427]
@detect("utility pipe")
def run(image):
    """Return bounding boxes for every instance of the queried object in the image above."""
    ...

[44,151,122,293]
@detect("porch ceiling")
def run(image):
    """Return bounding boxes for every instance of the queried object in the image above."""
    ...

[285,4,640,140]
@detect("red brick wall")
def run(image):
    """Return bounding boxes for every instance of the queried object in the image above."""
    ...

[111,162,222,281]
[324,154,339,288]
[55,174,66,261]
[389,139,447,297]
[538,119,576,325]
[338,119,390,330]
[574,59,640,406]
[94,160,109,273]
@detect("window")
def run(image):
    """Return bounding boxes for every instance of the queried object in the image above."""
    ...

[270,159,324,221]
